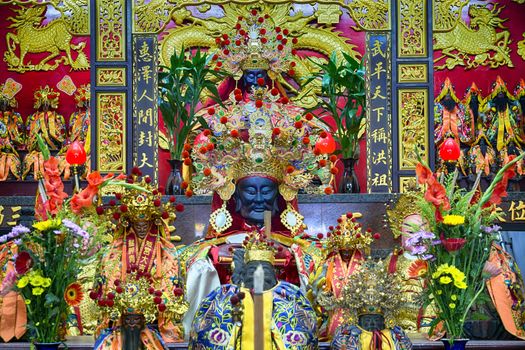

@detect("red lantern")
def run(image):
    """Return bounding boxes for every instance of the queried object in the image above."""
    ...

[66,141,87,165]
[315,132,336,154]
[439,137,460,162]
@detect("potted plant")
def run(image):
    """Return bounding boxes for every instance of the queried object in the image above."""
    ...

[158,48,227,195]
[304,52,366,193]
[407,151,525,349]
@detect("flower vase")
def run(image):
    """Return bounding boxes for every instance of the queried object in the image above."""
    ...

[34,342,61,350]
[441,339,469,350]
[165,159,184,195]
[339,158,360,193]
[122,313,145,350]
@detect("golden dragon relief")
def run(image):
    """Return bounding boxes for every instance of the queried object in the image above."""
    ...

[4,6,90,73]
[433,4,513,70]
[158,3,361,110]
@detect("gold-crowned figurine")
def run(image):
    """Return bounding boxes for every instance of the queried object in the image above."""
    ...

[0,88,24,180]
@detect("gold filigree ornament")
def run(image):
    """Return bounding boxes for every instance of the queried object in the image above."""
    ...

[386,192,422,239]
[209,203,233,234]
[280,203,304,236]
[4,6,89,73]
[340,258,407,327]
[433,4,513,70]
[243,230,276,264]
[518,33,525,61]
[324,212,374,253]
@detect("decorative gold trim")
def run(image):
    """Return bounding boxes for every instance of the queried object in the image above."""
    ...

[398,89,428,170]
[96,92,126,172]
[209,203,233,234]
[399,176,418,193]
[96,0,125,61]
[280,204,304,236]
[398,0,427,57]
[96,67,126,86]
[398,64,427,83]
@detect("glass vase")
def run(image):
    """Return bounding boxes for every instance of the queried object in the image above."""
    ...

[338,158,360,193]
[441,338,469,350]
[165,159,184,195]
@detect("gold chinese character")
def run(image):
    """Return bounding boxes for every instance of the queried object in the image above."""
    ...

[371,86,386,100]
[370,128,387,143]
[140,66,152,84]
[371,173,388,187]
[372,150,387,165]
[138,90,153,103]
[138,152,153,168]
[139,41,152,62]
[139,131,153,147]
[509,201,525,221]
[7,206,21,226]
[372,107,385,122]
[371,40,386,58]
[371,61,386,80]
[0,205,4,225]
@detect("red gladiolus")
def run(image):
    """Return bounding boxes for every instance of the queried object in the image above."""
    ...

[416,163,434,185]
[425,181,450,211]
[440,234,467,252]
[14,251,32,275]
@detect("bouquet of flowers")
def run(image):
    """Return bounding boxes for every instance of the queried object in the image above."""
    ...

[408,153,524,341]
[0,156,131,344]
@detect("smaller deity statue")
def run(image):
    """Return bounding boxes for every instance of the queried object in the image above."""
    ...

[316,212,373,340]
[386,193,441,337]
[464,83,497,181]
[0,88,24,180]
[434,78,474,147]
[330,259,412,350]
[189,229,319,349]
[514,79,525,141]
[90,170,188,350]
[484,76,523,153]
[23,86,66,179]
[57,84,91,179]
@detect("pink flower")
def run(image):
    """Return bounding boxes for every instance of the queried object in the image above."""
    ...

[440,234,467,252]
[0,271,16,296]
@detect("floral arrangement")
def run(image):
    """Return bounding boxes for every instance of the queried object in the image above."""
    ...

[0,155,131,344]
[407,153,524,341]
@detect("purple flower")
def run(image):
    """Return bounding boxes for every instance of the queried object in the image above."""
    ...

[421,254,434,261]
[7,225,30,239]
[481,225,501,235]
[0,236,7,244]
[13,239,21,246]
[209,329,229,346]
[410,245,428,255]
[62,219,89,239]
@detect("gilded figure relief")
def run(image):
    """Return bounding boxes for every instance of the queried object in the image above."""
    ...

[4,6,90,72]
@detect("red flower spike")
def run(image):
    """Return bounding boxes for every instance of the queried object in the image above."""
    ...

[208,107,215,115]
[255,100,263,108]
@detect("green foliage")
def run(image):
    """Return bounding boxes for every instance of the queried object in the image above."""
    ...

[158,48,228,159]
[303,52,366,158]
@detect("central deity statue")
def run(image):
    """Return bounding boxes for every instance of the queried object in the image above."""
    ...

[180,8,334,336]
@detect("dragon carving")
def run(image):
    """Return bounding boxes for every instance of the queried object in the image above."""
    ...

[433,4,513,70]
[4,6,89,72]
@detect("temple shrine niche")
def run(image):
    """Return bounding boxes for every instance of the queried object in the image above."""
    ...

[0,0,524,349]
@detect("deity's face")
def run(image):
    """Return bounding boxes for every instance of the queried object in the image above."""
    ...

[132,219,152,239]
[495,91,508,112]
[339,249,354,262]
[401,213,426,253]
[235,176,279,226]
[242,261,278,290]
[442,93,456,112]
[242,69,268,91]
[358,314,385,331]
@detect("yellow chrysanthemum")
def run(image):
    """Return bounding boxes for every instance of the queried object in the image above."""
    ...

[449,303,456,309]
[454,280,467,289]
[33,218,62,232]
[439,276,452,284]
[451,294,457,301]
[24,299,31,305]
[30,275,45,287]
[42,278,52,288]
[443,215,465,226]
[17,276,29,288]
[32,287,44,296]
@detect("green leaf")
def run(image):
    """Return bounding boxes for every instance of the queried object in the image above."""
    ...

[36,134,50,160]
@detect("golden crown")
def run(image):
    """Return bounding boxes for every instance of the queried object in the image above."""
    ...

[74,84,91,107]
[341,258,406,327]
[189,93,334,201]
[34,86,60,110]
[102,168,183,235]
[243,231,276,264]
[324,212,375,252]
[212,8,295,79]
[386,192,423,239]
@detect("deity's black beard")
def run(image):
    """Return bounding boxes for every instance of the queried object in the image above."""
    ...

[469,100,479,120]
[442,98,457,112]
[494,96,508,112]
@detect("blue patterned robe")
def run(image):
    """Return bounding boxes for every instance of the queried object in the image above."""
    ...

[331,325,412,350]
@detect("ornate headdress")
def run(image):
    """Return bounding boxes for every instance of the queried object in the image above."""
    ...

[0,84,17,109]
[212,8,295,80]
[463,82,483,105]
[340,258,406,327]
[243,231,276,264]
[515,79,525,99]
[435,77,460,103]
[34,86,60,110]
[100,168,184,237]
[487,75,515,100]
[74,84,91,108]
[386,192,422,239]
[324,212,375,252]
